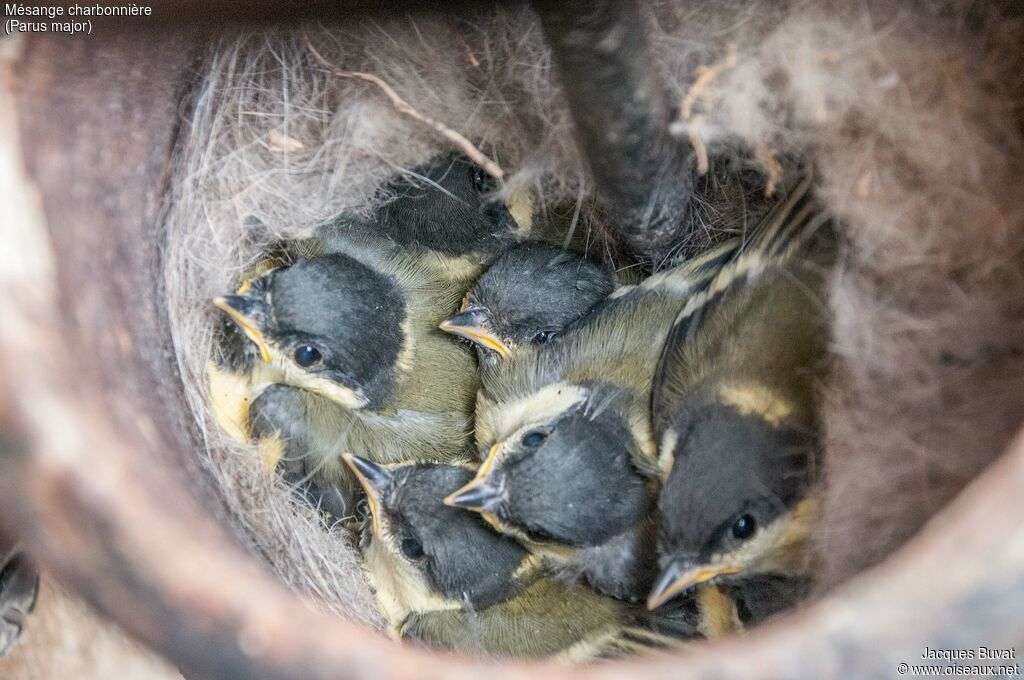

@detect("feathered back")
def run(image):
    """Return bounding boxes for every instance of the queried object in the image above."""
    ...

[651,177,831,433]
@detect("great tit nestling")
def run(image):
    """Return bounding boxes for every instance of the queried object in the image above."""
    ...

[343,455,697,659]
[646,178,831,613]
[373,151,531,259]
[440,241,615,367]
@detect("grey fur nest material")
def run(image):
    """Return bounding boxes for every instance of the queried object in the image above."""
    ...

[162,1,1024,631]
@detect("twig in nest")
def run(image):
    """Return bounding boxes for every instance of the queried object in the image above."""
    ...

[680,43,738,120]
[687,115,710,176]
[754,144,784,197]
[669,117,726,176]
[306,42,504,180]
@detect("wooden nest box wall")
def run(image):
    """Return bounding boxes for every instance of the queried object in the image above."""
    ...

[1,2,1023,679]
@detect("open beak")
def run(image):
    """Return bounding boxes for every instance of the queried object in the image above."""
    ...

[213,295,273,363]
[341,454,392,536]
[647,560,743,610]
[439,309,512,360]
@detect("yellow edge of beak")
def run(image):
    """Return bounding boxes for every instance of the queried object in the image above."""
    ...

[341,453,381,537]
[647,564,743,610]
[479,511,504,533]
[438,321,512,360]
[212,297,273,363]
[478,442,502,477]
[443,479,482,508]
[443,442,502,506]
[442,482,504,535]
[443,445,505,535]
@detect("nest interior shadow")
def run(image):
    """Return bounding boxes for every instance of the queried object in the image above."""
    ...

[1,0,1024,678]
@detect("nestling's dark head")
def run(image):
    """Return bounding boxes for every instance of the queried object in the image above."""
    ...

[648,398,818,610]
[440,242,614,363]
[213,253,406,411]
[343,456,528,618]
[445,388,651,549]
[375,153,521,258]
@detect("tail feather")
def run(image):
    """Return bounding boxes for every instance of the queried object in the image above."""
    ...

[632,237,742,299]
[579,624,691,661]
[651,176,830,420]
[664,236,743,285]
[668,176,825,345]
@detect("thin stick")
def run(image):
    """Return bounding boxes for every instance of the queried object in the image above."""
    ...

[687,115,710,176]
[755,144,784,198]
[306,42,504,180]
[680,43,738,120]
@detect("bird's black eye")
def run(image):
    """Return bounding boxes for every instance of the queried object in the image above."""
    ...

[531,330,557,345]
[400,537,425,561]
[471,165,496,194]
[294,345,322,368]
[732,514,757,541]
[521,430,547,448]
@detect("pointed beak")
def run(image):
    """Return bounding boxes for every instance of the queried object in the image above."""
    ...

[439,309,512,360]
[213,295,273,363]
[647,560,743,610]
[444,442,503,509]
[443,476,506,534]
[443,443,507,531]
[444,480,502,511]
[341,454,392,535]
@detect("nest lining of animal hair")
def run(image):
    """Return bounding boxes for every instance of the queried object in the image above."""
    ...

[162,0,1024,639]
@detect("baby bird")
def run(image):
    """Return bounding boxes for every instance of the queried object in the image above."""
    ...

[439,241,615,367]
[209,153,525,501]
[207,239,322,444]
[372,152,531,261]
[342,454,697,659]
[443,238,740,601]
[244,384,361,520]
[646,179,831,612]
